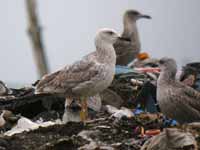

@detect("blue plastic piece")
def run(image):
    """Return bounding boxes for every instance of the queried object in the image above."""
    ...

[163,116,178,127]
[134,108,144,115]
[170,119,178,126]
[115,65,134,75]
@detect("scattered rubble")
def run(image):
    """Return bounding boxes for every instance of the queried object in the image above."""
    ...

[0,64,199,150]
[0,108,198,150]
[141,128,198,150]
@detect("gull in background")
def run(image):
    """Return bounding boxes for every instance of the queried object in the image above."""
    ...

[114,9,151,66]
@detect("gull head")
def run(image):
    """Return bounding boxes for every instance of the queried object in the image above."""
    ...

[95,28,121,45]
[124,10,151,22]
[158,57,177,74]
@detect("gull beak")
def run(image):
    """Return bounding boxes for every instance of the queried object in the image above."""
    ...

[138,14,152,19]
[118,37,131,42]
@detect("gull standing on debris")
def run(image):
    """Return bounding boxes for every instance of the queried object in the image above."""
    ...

[114,10,151,66]
[35,28,125,122]
[157,57,200,124]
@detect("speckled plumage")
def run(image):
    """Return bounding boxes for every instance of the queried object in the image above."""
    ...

[114,10,151,65]
[35,28,118,100]
[157,57,200,124]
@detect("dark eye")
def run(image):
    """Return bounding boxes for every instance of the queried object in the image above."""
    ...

[159,60,165,64]
[107,31,114,35]
[132,11,139,15]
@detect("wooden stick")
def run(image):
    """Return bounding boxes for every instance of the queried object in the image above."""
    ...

[26,0,49,78]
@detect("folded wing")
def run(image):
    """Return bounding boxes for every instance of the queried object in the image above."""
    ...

[35,58,100,95]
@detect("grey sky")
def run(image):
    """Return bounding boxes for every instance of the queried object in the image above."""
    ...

[0,0,199,84]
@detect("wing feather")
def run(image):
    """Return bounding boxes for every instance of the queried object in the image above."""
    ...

[35,57,100,94]
[173,81,200,113]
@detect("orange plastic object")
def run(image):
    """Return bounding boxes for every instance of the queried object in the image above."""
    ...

[137,52,150,60]
[145,129,161,136]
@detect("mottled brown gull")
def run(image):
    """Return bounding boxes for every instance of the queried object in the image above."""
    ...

[157,57,200,124]
[114,10,151,66]
[35,28,122,122]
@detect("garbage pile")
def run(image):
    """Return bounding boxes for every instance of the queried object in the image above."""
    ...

[0,62,199,150]
[103,65,159,109]
[0,105,199,150]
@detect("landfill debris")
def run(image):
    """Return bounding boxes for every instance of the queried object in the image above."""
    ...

[88,94,102,112]
[133,108,144,115]
[108,63,161,111]
[109,70,148,108]
[131,78,144,86]
[115,65,135,75]
[128,52,159,68]
[78,130,102,150]
[145,129,161,136]
[134,81,158,113]
[134,67,160,74]
[4,117,61,136]
[0,61,199,149]
[137,52,150,60]
[100,89,124,108]
[0,81,9,96]
[0,112,6,128]
[0,104,198,149]
[0,110,19,132]
[141,128,198,150]
[105,105,134,119]
[0,92,65,120]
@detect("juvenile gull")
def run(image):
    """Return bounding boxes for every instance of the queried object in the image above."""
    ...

[35,28,123,121]
[114,10,151,66]
[157,57,200,124]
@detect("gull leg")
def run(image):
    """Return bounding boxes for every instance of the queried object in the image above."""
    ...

[80,97,88,122]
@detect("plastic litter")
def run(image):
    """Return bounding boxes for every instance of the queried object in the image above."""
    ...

[133,108,144,115]
[115,65,135,75]
[4,117,60,136]
[145,129,161,136]
[106,105,134,119]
